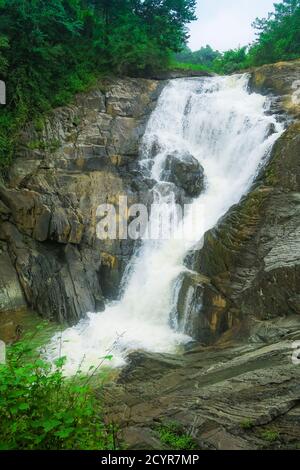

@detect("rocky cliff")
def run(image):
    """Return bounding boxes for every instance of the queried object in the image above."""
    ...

[179,59,300,344]
[0,78,163,323]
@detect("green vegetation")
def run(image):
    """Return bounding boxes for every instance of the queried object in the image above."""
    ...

[261,430,280,443]
[0,326,116,450]
[1,0,299,172]
[176,1,300,74]
[157,422,197,450]
[169,60,209,72]
[214,1,300,73]
[0,0,196,171]
[240,418,255,430]
[213,47,249,75]
[175,44,221,69]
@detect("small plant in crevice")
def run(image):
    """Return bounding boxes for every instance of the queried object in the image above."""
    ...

[0,327,117,450]
[26,139,61,153]
[156,421,197,450]
[260,429,280,443]
[240,418,255,430]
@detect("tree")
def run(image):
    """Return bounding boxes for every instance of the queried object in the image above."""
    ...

[175,44,221,67]
[213,47,248,74]
[0,35,8,76]
[0,0,198,170]
[249,0,300,65]
[212,0,300,73]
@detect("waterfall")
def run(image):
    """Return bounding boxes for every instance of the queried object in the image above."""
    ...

[46,74,284,375]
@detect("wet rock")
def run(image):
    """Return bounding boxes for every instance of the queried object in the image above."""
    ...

[162,151,205,198]
[185,61,300,343]
[0,244,27,314]
[0,199,11,220]
[0,222,104,324]
[0,77,163,322]
[105,322,300,450]
[249,59,300,117]
[176,271,228,343]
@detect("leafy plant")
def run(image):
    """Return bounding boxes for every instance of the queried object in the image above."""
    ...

[0,328,116,450]
[261,430,280,443]
[169,60,209,72]
[156,422,197,450]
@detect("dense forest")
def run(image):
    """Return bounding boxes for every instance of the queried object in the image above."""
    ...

[0,0,300,171]
[0,0,196,170]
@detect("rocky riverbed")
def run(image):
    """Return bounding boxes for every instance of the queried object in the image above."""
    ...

[104,314,300,450]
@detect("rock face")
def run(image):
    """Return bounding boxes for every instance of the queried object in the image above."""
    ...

[105,317,300,450]
[162,151,205,198]
[179,59,300,344]
[249,60,300,118]
[0,242,27,314]
[0,78,163,324]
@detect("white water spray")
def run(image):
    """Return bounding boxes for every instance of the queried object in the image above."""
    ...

[46,75,284,375]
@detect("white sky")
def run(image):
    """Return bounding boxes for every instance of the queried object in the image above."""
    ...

[188,0,281,51]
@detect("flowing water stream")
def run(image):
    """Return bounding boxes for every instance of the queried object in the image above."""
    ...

[46,74,284,375]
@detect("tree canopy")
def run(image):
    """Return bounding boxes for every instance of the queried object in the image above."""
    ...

[0,0,196,170]
[175,44,221,68]
[174,1,300,74]
[213,0,300,73]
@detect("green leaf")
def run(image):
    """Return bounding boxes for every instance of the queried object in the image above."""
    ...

[18,403,30,411]
[54,427,75,439]
[44,419,62,433]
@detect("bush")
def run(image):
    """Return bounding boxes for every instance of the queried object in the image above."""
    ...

[261,430,280,443]
[157,422,197,450]
[0,330,116,450]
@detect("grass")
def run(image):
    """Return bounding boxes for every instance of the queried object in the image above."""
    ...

[169,60,211,72]
[261,430,280,443]
[156,422,197,450]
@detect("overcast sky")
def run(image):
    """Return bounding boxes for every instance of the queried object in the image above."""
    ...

[188,0,281,51]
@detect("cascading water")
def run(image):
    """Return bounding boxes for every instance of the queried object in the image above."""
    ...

[46,74,284,375]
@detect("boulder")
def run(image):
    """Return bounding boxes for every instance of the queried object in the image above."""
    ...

[175,271,228,342]
[0,222,104,324]
[162,150,205,198]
